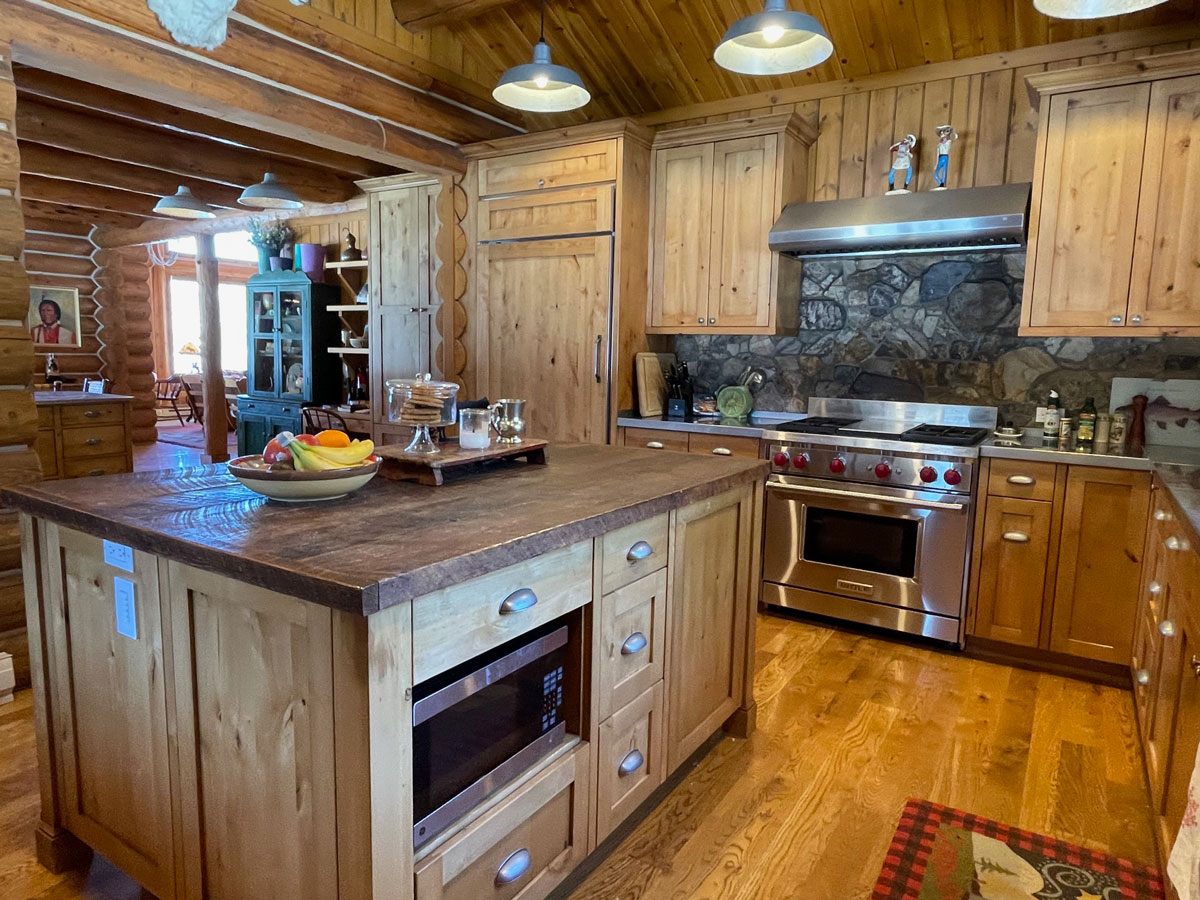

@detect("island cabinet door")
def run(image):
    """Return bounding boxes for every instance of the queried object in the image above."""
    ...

[41,524,176,900]
[665,484,756,771]
[165,562,339,900]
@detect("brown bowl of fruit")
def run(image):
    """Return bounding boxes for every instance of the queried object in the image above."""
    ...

[229,430,380,502]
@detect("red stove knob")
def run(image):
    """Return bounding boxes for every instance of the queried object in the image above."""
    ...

[829,457,846,474]
[874,462,891,479]
[792,453,809,469]
[773,451,789,468]
[944,468,963,486]
[919,466,938,483]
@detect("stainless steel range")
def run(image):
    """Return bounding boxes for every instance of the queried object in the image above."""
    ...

[760,398,998,646]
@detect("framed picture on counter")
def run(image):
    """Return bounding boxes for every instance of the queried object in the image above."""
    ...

[28,285,81,349]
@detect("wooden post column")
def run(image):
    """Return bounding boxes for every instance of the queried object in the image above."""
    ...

[195,234,227,463]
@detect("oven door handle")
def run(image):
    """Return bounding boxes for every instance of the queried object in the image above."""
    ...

[767,480,966,512]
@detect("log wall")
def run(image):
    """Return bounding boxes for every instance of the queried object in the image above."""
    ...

[24,221,101,384]
[94,246,156,442]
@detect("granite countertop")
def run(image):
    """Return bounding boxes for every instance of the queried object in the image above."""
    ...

[35,391,134,404]
[2,444,766,616]
[617,410,800,437]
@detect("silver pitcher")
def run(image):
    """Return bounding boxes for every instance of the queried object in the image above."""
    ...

[491,398,526,444]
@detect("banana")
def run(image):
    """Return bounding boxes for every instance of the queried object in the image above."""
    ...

[289,440,341,471]
[303,439,375,467]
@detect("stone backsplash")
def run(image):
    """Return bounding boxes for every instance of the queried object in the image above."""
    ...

[672,252,1200,426]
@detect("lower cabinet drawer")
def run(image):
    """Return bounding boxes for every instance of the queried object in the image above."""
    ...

[60,402,125,427]
[595,681,664,843]
[596,569,666,721]
[61,424,127,459]
[36,429,58,479]
[412,540,593,683]
[62,454,128,479]
[986,458,1057,501]
[599,513,669,595]
[687,433,760,459]
[414,743,590,900]
[623,427,688,453]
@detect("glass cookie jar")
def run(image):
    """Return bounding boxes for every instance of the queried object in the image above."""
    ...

[385,376,459,454]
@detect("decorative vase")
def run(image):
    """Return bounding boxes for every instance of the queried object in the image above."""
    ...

[256,246,271,274]
[269,256,285,271]
[297,242,327,279]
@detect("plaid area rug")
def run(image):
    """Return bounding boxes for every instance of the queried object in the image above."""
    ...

[872,799,1163,900]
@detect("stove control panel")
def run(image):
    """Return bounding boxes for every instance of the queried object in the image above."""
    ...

[767,443,974,493]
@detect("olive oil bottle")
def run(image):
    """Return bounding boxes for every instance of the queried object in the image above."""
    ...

[1076,397,1097,453]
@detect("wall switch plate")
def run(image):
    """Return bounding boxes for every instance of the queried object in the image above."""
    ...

[1034,406,1048,423]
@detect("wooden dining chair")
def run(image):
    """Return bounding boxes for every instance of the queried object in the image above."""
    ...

[302,407,349,434]
[154,378,187,426]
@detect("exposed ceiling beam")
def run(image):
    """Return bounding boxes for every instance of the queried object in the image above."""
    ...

[20,174,161,218]
[13,67,395,180]
[22,214,95,238]
[16,99,360,205]
[393,0,521,32]
[6,0,468,175]
[22,198,150,232]
[19,144,245,210]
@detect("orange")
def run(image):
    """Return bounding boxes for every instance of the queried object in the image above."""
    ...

[315,429,352,448]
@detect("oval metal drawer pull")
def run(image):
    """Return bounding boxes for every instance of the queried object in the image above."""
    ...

[499,588,537,615]
[626,540,654,562]
[618,748,644,777]
[85,438,102,446]
[1001,531,1030,543]
[1161,620,1177,638]
[1155,509,1174,522]
[84,410,100,418]
[1006,475,1035,485]
[494,848,531,887]
[88,469,104,477]
[621,632,647,656]
[1166,536,1191,552]
[1149,581,1163,595]
[1135,669,1151,686]
[646,441,664,449]
[711,447,733,456]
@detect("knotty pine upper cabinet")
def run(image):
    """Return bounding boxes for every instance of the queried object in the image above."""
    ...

[647,114,813,335]
[1022,51,1200,336]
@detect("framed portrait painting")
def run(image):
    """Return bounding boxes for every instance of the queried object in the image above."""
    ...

[28,286,82,349]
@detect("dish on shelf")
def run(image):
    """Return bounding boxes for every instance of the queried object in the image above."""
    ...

[228,454,380,502]
[285,363,304,394]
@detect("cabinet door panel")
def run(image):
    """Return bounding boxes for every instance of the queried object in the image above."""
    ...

[971,496,1054,648]
[1049,468,1151,663]
[709,135,777,330]
[649,144,713,329]
[478,236,612,444]
[1027,83,1150,329]
[1129,74,1200,329]
[1163,614,1200,847]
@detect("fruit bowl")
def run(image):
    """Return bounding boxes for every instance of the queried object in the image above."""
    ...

[228,454,381,502]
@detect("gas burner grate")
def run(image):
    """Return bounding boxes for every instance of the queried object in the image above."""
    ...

[899,424,989,447]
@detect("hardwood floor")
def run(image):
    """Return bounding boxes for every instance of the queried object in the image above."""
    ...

[0,616,1155,900]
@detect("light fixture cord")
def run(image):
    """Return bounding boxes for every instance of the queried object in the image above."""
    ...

[539,0,546,42]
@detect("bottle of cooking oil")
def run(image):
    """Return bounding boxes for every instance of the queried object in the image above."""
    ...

[1042,390,1061,445]
[1076,397,1097,453]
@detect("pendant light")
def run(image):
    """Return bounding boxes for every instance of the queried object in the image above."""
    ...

[715,0,833,76]
[1033,0,1166,17]
[153,185,215,219]
[493,0,590,113]
[238,173,304,210]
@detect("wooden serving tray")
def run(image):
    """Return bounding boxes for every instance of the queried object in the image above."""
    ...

[376,438,548,485]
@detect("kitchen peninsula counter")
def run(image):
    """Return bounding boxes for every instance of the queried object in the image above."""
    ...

[11,444,765,900]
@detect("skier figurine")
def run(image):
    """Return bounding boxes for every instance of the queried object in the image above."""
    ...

[933,124,958,190]
[887,134,917,194]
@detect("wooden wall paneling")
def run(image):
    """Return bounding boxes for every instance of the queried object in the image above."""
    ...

[975,69,1016,186]
[837,91,870,200]
[891,83,925,192]
[812,97,843,202]
[863,88,896,198]
[915,80,952,193]
[947,75,983,190]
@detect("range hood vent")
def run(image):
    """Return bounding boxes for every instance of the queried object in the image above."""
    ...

[768,182,1031,259]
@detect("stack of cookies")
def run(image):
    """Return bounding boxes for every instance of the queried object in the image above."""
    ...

[398,381,454,427]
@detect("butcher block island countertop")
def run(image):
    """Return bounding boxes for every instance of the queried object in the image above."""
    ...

[9,444,765,900]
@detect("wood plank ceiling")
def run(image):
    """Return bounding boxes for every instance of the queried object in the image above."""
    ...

[386,0,1200,124]
[12,65,397,230]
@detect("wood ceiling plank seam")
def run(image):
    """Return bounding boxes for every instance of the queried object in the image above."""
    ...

[910,0,954,64]
[540,0,651,116]
[592,0,686,111]
[974,68,1015,186]
[853,0,900,74]
[892,82,926,189]
[620,0,706,106]
[639,0,739,102]
[811,0,872,79]
[373,0,397,46]
[812,96,844,202]
[1150,41,1195,53]
[801,0,847,81]
[880,0,929,71]
[700,0,763,98]
[978,0,1013,57]
[863,86,897,198]
[943,0,985,60]
[1004,63,1045,184]
[353,0,375,34]
[332,0,355,26]
[837,90,871,200]
[1011,0,1049,49]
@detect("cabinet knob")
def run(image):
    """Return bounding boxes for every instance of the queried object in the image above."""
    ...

[1166,536,1191,552]
[1160,619,1176,638]
[1006,475,1035,485]
[618,748,645,777]
[708,317,716,325]
[1111,315,1123,324]
[1148,581,1163,595]
[84,410,100,418]
[494,848,532,887]
[1131,315,1143,324]
[85,438,101,446]
[1135,669,1151,686]
[621,631,648,656]
[1192,656,1200,678]
[498,588,537,614]
[626,541,654,562]
[646,441,664,450]
[697,317,704,325]
[1154,509,1174,522]
[1001,531,1030,543]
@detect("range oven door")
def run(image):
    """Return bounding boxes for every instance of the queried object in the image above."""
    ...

[763,478,970,618]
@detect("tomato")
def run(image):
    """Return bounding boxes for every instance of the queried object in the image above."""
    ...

[263,437,290,464]
[315,429,352,448]
[294,433,320,446]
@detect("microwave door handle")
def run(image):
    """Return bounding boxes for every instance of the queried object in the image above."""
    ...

[767,480,966,512]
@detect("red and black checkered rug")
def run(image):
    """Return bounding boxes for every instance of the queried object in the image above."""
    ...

[871,799,1163,899]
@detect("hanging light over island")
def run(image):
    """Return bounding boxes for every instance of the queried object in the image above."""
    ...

[1033,0,1166,17]
[714,0,833,76]
[153,185,215,219]
[493,0,590,113]
[238,172,304,210]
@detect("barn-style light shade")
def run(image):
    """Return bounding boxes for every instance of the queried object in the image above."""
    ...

[238,173,303,210]
[153,186,215,219]
[1033,0,1166,16]
[493,40,590,113]
[714,0,833,76]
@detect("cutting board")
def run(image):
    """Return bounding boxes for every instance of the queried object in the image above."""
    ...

[635,352,676,417]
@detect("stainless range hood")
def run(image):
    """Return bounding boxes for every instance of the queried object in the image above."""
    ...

[768,182,1031,259]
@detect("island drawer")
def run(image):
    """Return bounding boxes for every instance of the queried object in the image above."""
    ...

[61,424,128,459]
[62,454,128,478]
[413,540,592,682]
[60,402,125,427]
[600,512,669,594]
[414,743,590,900]
[596,569,665,721]
[622,428,688,453]
[987,458,1057,502]
[595,681,664,843]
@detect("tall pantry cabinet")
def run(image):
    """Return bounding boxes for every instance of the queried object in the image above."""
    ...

[462,121,655,444]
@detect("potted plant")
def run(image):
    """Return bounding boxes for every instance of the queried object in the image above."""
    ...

[248,219,296,273]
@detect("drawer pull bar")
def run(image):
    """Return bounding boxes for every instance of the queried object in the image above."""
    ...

[1166,536,1191,552]
[1192,656,1200,679]
[88,469,105,476]
[1161,620,1176,638]
[711,447,733,456]
[626,541,654,562]
[85,438,102,446]
[1006,475,1035,485]
[1135,669,1151,686]
[621,632,648,656]
[1001,532,1030,543]
[646,441,664,449]
[618,748,644,777]
[494,848,531,887]
[499,588,538,615]
[84,410,100,418]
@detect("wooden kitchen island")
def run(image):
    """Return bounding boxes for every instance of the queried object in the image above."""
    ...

[4,444,764,900]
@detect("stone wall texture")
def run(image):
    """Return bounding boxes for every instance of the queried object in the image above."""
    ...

[672,252,1200,425]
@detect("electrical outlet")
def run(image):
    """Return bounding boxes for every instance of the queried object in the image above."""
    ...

[1034,406,1048,423]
